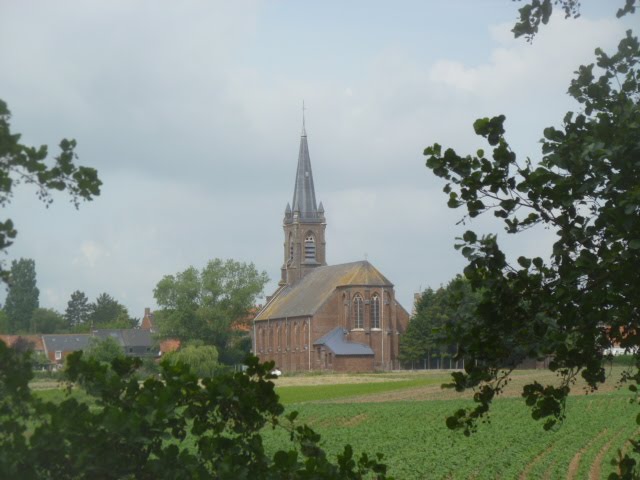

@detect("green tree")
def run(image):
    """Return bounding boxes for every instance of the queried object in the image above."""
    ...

[4,258,39,333]
[0,99,101,281]
[154,259,269,364]
[85,336,125,364]
[165,341,220,378]
[0,311,8,333]
[88,293,134,329]
[30,308,66,334]
[424,7,640,475]
[64,290,91,329]
[400,276,480,367]
[0,342,389,479]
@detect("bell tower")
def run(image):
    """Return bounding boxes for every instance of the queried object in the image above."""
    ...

[280,112,326,285]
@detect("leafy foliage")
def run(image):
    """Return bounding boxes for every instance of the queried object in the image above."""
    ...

[65,290,91,329]
[400,276,480,365]
[154,258,269,364]
[165,341,221,378]
[85,336,125,364]
[3,258,39,333]
[512,0,637,41]
[88,293,135,329]
[0,341,389,479]
[30,308,66,334]
[0,99,101,281]
[424,22,640,474]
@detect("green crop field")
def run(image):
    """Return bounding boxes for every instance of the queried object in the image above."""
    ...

[29,369,640,479]
[263,371,640,480]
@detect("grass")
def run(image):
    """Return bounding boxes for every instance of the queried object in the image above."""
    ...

[275,374,449,404]
[27,368,640,479]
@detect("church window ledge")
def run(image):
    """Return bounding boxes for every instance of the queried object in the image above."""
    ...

[351,328,365,332]
[371,328,382,332]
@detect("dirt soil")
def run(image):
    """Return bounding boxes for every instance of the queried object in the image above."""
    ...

[275,367,629,404]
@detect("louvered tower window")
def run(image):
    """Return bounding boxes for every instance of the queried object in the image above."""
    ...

[304,234,316,261]
[289,234,294,260]
[371,294,380,329]
[353,295,364,329]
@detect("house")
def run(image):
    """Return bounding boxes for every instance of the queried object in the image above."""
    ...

[253,119,409,372]
[42,334,91,368]
[93,329,158,357]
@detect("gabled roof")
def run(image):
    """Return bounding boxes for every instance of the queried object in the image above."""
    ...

[313,327,374,356]
[93,329,154,348]
[255,260,393,321]
[42,334,91,353]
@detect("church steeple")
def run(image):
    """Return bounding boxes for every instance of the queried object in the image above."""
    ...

[281,111,327,286]
[290,125,319,222]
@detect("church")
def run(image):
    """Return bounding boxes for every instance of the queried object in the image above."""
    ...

[252,119,409,372]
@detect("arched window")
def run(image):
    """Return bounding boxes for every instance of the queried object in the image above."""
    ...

[353,294,364,329]
[289,233,294,260]
[304,233,316,261]
[293,323,299,349]
[302,322,308,349]
[277,325,282,351]
[268,328,274,351]
[371,294,380,329]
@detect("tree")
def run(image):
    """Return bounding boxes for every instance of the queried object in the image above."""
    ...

[512,0,637,42]
[154,259,269,364]
[0,99,101,281]
[64,290,91,329]
[0,311,8,333]
[165,341,221,378]
[30,308,66,334]
[424,6,640,475]
[4,258,39,333]
[88,293,134,329]
[400,276,480,367]
[85,336,125,364]
[0,342,389,479]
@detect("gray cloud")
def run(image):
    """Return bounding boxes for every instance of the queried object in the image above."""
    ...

[0,2,631,315]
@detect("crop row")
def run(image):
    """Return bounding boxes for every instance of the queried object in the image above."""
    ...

[262,391,640,479]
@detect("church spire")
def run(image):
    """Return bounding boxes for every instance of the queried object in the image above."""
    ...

[281,108,327,286]
[290,108,320,222]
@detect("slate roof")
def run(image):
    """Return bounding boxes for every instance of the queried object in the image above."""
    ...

[42,334,91,353]
[255,260,393,320]
[93,329,154,348]
[313,327,374,356]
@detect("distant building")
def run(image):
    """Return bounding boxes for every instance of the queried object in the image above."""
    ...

[93,329,158,357]
[42,334,91,368]
[253,119,409,372]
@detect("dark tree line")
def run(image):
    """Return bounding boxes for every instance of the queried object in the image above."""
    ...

[1,258,135,334]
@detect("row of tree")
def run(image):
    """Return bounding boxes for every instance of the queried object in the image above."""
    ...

[1,258,135,334]
[1,255,269,370]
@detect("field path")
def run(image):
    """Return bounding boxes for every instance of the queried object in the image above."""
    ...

[566,428,608,480]
[589,429,626,480]
[519,442,556,480]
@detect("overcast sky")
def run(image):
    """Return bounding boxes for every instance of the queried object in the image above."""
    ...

[0,1,632,319]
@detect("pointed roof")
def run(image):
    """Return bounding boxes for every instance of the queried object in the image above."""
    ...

[255,261,394,320]
[291,120,320,222]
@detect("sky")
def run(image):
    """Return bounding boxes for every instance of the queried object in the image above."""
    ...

[0,1,633,319]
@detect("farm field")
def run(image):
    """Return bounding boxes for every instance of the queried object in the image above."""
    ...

[264,368,640,479]
[30,367,639,479]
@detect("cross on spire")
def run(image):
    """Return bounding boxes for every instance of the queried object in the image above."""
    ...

[302,100,307,136]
